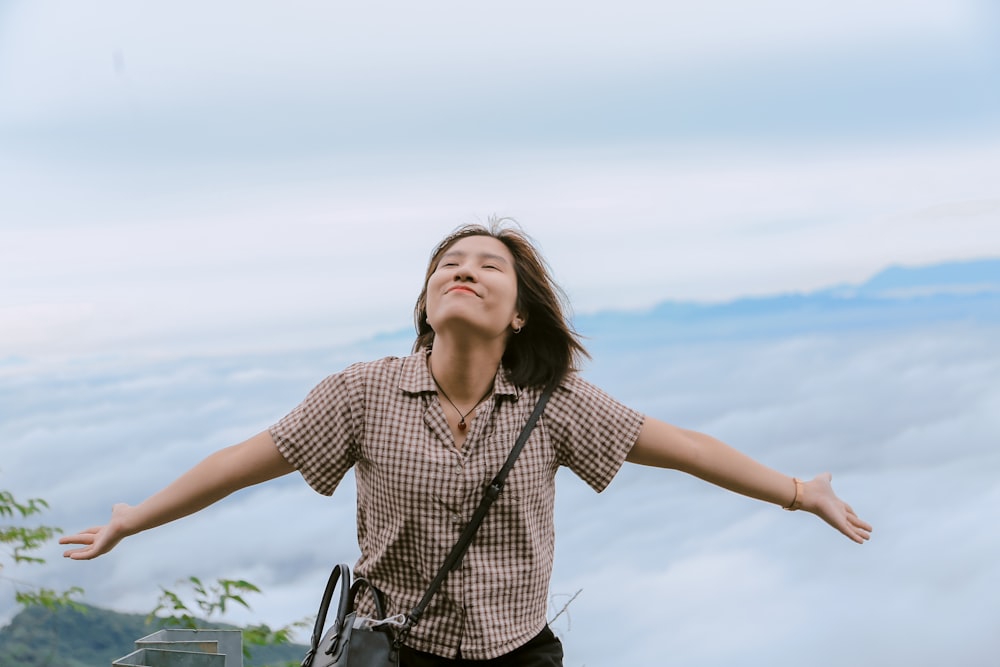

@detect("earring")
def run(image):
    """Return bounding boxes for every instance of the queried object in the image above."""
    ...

[512,323,523,334]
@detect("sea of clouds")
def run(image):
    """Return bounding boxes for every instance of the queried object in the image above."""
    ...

[2,260,998,666]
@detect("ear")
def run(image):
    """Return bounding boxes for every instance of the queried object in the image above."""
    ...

[511,313,526,331]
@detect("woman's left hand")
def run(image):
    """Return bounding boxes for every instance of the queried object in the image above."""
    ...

[799,472,872,544]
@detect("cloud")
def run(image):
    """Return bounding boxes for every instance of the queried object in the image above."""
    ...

[1,2,980,106]
[4,141,1000,365]
[3,3,1000,657]
[2,0,995,162]
[4,278,998,666]
[3,0,999,368]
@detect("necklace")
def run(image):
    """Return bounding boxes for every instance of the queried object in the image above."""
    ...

[430,371,494,432]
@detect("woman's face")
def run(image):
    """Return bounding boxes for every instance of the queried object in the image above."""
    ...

[425,235,524,341]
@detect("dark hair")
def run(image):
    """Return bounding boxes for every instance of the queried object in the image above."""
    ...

[413,219,589,387]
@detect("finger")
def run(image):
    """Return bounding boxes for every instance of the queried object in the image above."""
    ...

[64,548,96,560]
[846,510,873,532]
[852,518,874,534]
[58,527,100,543]
[841,522,868,544]
[59,528,100,544]
[846,520,872,543]
[829,507,870,543]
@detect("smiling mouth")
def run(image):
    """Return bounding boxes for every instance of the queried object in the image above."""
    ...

[447,286,478,295]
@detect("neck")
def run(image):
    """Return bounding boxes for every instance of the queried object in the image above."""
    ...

[428,335,504,403]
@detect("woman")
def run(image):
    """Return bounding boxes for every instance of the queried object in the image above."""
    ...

[61,221,872,666]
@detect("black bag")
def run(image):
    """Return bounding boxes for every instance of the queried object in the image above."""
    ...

[302,383,556,667]
[301,564,400,667]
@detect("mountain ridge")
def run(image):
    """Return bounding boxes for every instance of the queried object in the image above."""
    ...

[0,603,306,667]
[570,256,1000,346]
[852,256,1000,296]
[360,256,1000,351]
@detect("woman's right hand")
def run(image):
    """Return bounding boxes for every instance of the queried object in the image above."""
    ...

[60,502,133,560]
[58,432,294,562]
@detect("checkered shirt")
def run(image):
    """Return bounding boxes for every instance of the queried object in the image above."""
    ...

[270,350,644,660]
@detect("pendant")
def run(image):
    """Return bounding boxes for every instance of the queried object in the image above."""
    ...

[458,419,467,431]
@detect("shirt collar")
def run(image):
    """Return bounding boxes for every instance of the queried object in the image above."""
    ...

[399,348,519,398]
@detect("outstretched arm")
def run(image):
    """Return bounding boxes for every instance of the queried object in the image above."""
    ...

[60,430,295,560]
[626,417,872,544]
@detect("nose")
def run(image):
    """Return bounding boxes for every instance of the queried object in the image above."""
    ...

[452,264,476,282]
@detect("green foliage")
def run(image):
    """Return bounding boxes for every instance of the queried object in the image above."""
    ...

[243,621,305,652]
[0,492,58,564]
[149,576,310,666]
[2,479,305,665]
[1,485,84,610]
[0,602,306,667]
[14,585,86,610]
[149,576,262,630]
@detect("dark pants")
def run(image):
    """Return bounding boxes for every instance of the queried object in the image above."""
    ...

[400,626,563,667]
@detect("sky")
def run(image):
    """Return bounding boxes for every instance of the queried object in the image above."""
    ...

[3,1,1000,364]
[2,1,1000,665]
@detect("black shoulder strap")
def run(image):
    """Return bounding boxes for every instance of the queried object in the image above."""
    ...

[402,382,556,633]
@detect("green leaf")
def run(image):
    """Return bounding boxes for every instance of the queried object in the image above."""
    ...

[2,482,86,612]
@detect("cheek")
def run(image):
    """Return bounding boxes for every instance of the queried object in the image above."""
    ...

[424,291,438,318]
[424,282,445,322]
[506,280,521,311]
[426,270,448,293]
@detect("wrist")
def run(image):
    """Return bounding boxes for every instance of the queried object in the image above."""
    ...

[782,477,804,511]
[109,502,141,537]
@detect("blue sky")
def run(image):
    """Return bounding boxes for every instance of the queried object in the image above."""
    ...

[2,2,1000,665]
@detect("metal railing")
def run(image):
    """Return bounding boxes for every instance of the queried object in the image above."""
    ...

[112,628,242,667]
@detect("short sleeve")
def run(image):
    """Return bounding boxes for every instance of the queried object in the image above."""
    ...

[269,363,365,495]
[545,375,645,492]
